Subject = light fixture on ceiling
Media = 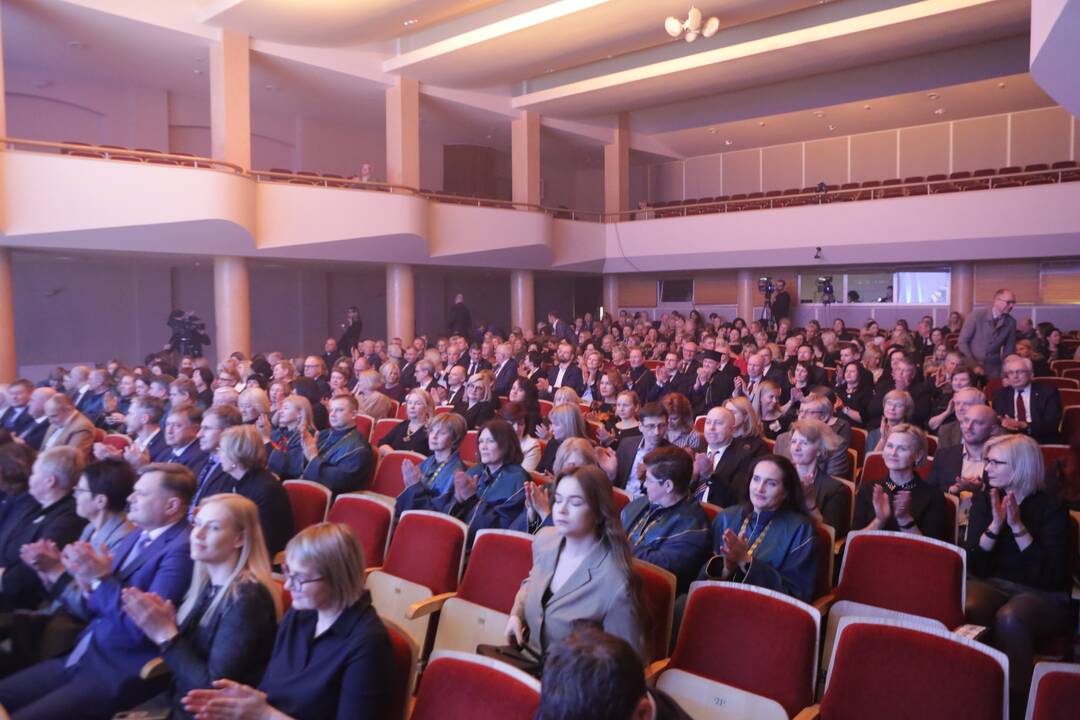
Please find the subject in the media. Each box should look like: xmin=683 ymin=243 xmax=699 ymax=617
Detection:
xmin=403 ymin=18 xmax=419 ymax=27
xmin=933 ymin=108 xmax=946 ymax=116
xmin=864 ymin=104 xmax=871 ymax=110
xmin=665 ymin=6 xmax=720 ymax=43
xmin=706 ymin=127 xmax=717 ymax=134
xmin=827 ymin=124 xmax=836 ymax=131
xmin=927 ymin=92 xmax=940 ymax=100
xmin=997 ymin=81 xmax=1007 ymax=89
xmin=724 ymin=139 xmax=734 ymax=146
xmin=814 ymin=110 xmax=825 ymax=118
xmin=758 ymin=121 xmax=766 ymax=127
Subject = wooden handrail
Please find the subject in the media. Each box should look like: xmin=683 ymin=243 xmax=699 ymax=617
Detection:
xmin=251 ymin=168 xmax=416 ymax=195
xmin=1 ymin=137 xmax=246 ymax=174
xmin=412 ymin=188 xmax=546 ymax=213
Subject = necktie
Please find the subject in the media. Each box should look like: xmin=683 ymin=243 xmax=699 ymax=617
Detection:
xmin=1016 ymin=392 xmax=1027 ymax=423
xmin=122 ymin=532 xmax=154 ymax=571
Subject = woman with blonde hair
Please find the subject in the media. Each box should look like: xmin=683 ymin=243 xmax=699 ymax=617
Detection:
xmin=353 ymin=369 xmax=394 ymax=421
xmin=183 ymin=523 xmax=393 ymax=720
xmin=238 ymin=387 xmax=270 ymax=425
xmin=724 ymin=396 xmax=768 ymax=458
xmin=379 ymin=361 xmax=405 ymax=403
xmin=454 ymin=372 xmax=495 ymax=430
xmin=215 ymin=425 xmax=296 ymax=556
xmin=787 ymin=418 xmax=849 ymax=537
xmin=536 ymin=404 xmax=591 ymax=474
xmin=123 ymin=494 xmax=280 ymax=719
xmin=268 ymin=394 xmax=316 ymax=481
xmin=966 ymin=434 xmax=1071 ymax=705
xmin=378 ymin=388 xmax=433 ymax=456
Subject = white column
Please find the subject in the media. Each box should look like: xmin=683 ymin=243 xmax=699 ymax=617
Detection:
xmin=209 ymin=30 xmax=251 ymax=168
xmin=214 ymin=256 xmax=251 ymax=360
xmin=950 ymin=262 xmax=975 ymax=317
xmin=736 ymin=270 xmax=756 ymax=323
xmin=510 ymin=270 xmax=535 ymax=332
xmin=603 ymin=275 xmax=619 ymax=319
xmin=0 ymin=249 xmax=16 ymax=382
xmin=512 ymin=112 xmax=541 ymax=206
xmin=386 ymin=77 xmax=420 ymax=187
xmin=386 ymin=264 xmax=415 ymax=344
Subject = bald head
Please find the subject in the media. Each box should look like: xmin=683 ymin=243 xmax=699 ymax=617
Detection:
xmin=703 ymin=407 xmax=736 ymax=447
xmin=28 ymin=387 xmax=57 ymax=419
xmin=45 ymin=394 xmax=74 ymax=426
xmin=961 ymin=404 xmax=998 ymax=446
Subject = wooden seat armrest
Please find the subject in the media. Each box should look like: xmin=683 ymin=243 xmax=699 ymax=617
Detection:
xmin=644 ymin=658 xmax=671 ymax=684
xmin=139 ymin=656 xmax=171 ymax=680
xmin=793 ymin=704 xmax=821 ymax=719
xmin=812 ymin=594 xmax=837 ymax=614
xmin=405 ymin=592 xmax=457 ymax=620
xmin=364 ymin=566 xmax=382 ymax=578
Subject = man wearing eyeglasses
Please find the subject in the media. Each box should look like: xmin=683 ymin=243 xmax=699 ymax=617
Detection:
xmin=958 ymin=288 xmax=1017 ymax=379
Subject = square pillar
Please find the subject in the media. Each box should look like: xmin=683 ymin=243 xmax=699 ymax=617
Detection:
xmin=512 ymin=112 xmax=541 ymax=206
xmin=604 ymin=113 xmax=630 ymax=219
xmin=386 ymin=77 xmax=420 ymax=188
xmin=210 ymin=30 xmax=251 ymax=168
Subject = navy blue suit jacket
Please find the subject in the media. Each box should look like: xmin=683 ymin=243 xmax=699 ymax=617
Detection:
xmin=18 ymin=418 xmax=50 ymax=450
xmin=992 ymin=383 xmax=1063 ymax=444
xmin=544 ymin=364 xmax=585 ymax=397
xmin=491 ymin=359 xmax=519 ymax=397
xmin=73 ymin=522 xmax=193 ymax=697
xmin=164 ymin=442 xmax=209 ymax=477
xmin=0 ymin=407 xmax=33 ymax=435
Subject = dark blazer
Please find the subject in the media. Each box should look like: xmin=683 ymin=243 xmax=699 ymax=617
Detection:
xmin=491 ymin=359 xmax=519 ymax=398
xmin=614 ymin=437 xmax=671 ymax=490
xmin=18 ymin=417 xmax=50 ymax=450
xmin=699 ymin=440 xmax=758 ymax=507
xmin=625 ymin=367 xmax=656 ymax=404
xmin=76 ymin=391 xmax=107 ymax=424
xmin=445 ymin=386 xmax=466 ymax=407
xmin=926 ymin=444 xmax=964 ymax=493
xmin=992 ymin=383 xmax=1063 ymax=444
xmin=268 ymin=429 xmax=305 ymax=480
xmin=73 ymin=522 xmax=193 ymax=701
xmin=621 ymin=495 xmax=712 ymax=595
xmin=690 ymin=371 xmax=735 ymax=416
xmin=164 ymin=442 xmax=209 ymax=477
xmin=143 ymin=430 xmax=172 ymax=463
xmin=301 ymin=427 xmax=374 ymax=495
xmin=200 ymin=468 xmax=295 ymax=557
xmin=806 ymin=469 xmax=851 ymax=538
xmin=965 ymin=489 xmax=1068 ymax=592
xmin=545 ymin=363 xmax=585 ymax=397
xmin=458 ymin=358 xmax=492 ymax=377
xmin=853 ymin=478 xmax=948 ymax=541
xmin=0 ymin=494 xmax=87 ymax=610
xmin=453 ymin=400 xmax=495 ymax=430
xmin=0 ymin=406 xmax=33 ymax=435
xmin=379 ymin=421 xmax=431 ymax=455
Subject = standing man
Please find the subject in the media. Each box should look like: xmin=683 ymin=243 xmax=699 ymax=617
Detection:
xmin=770 ymin=279 xmax=792 ymax=323
xmin=958 ymin=288 xmax=1017 ymax=379
xmin=338 ymin=306 xmax=363 ymax=357
xmin=447 ymin=293 xmax=472 ymax=337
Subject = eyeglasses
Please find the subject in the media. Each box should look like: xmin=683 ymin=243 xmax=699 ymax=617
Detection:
xmin=72 ymin=486 xmax=94 ymax=495
xmin=282 ymin=571 xmax=324 ymax=589
xmin=984 ymin=458 xmax=1008 ymax=467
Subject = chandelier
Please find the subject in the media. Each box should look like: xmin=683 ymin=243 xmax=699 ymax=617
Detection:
xmin=664 ymin=5 xmax=720 ymax=42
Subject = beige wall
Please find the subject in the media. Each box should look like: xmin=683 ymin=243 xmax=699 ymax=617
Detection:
xmin=651 ymin=105 xmax=1078 ymax=200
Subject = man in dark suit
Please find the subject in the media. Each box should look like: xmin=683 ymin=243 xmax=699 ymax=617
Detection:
xmin=458 ymin=344 xmax=492 ymax=378
xmin=770 ymin=278 xmax=792 ymax=322
xmin=647 ymin=353 xmax=682 ymax=402
xmin=490 ymin=343 xmax=519 ymax=398
xmin=114 ymin=397 xmax=171 ymax=469
xmin=0 ymin=463 xmax=194 ymax=718
xmin=446 ymin=293 xmax=472 ymax=337
xmin=190 ymin=405 xmax=243 ymax=512
xmin=690 ymin=350 xmax=736 ymax=416
xmin=162 ymin=406 xmax=208 ymax=477
xmin=321 ymin=337 xmax=343 ymax=369
xmin=693 ymin=406 xmax=756 ymax=507
xmin=443 ymin=365 xmax=467 ymax=407
xmin=612 ymin=404 xmax=671 ymax=494
xmin=1 ymin=379 xmax=35 ymax=436
xmin=958 ymin=288 xmax=1017 ymax=379
xmin=624 ymin=348 xmax=656 ymax=404
xmin=75 ymin=370 xmax=110 ymax=425
xmin=539 ymin=342 xmax=584 ymax=399
xmin=927 ymin=404 xmax=999 ymax=493
xmin=548 ymin=311 xmax=575 ymax=345
xmin=0 ymin=447 xmax=87 ymax=611
xmin=18 ymin=388 xmax=55 ymax=451
xmin=992 ymin=355 xmax=1062 ymax=444
xmin=867 ymin=355 xmax=931 ymax=430
xmin=301 ymin=394 xmax=374 ymax=494
xmin=398 ymin=347 xmax=418 ymax=390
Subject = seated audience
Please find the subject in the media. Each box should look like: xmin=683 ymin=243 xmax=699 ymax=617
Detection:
xmin=837 ymin=361 xmax=872 ymax=427
xmin=596 ymin=390 xmax=642 ymax=447
xmin=18 ymin=388 xmax=56 ymax=451
xmin=661 ymin=393 xmax=705 ymax=453
xmin=937 ymin=385 xmax=985 ymax=450
xmin=300 ymin=394 xmax=374 ymax=495
xmin=41 ymin=394 xmax=94 ymax=460
xmin=723 ymin=396 xmax=769 ymax=458
xmin=692 ymin=406 xmax=757 ymax=507
xmin=122 ymin=493 xmax=280 ymax=718
xmin=690 ymin=349 xmax=736 ymax=415
xmin=507 ymin=377 xmax=542 ymax=435
xmin=758 ymin=380 xmax=791 ymax=440
xmin=927 ymin=403 xmax=999 ymax=494
xmin=621 ymin=447 xmax=711 ymax=595
xmin=267 ymin=395 xmax=315 ymax=480
xmin=700 ymin=455 xmax=818 ymax=602
xmin=866 ymin=389 xmax=913 ymax=452
xmin=992 ymin=354 xmax=1062 ymax=444
xmin=0 ymin=447 xmax=87 ymax=612
xmin=378 ymin=389 xmax=432 ymax=456
xmin=191 ymin=405 xmax=244 ymax=509
xmin=853 ymin=423 xmax=947 ymax=539
xmin=197 ymin=426 xmax=294 ymax=557
xmin=537 ymin=624 xmax=692 ymax=720
xmin=163 ymin=406 xmax=209 ymax=476
xmin=538 ymin=341 xmax=585 ymax=399
xmin=453 ymin=372 xmax=495 ymax=430
xmin=502 ymin=402 xmax=541 ymax=472
xmin=965 ymin=434 xmax=1071 ymax=708
xmin=787 ymin=419 xmax=850 ymax=537
xmin=351 ymin=370 xmax=394 ymax=422
xmin=0 ymin=463 xmax=194 ymax=719
xmin=237 ymin=387 xmax=271 ymax=428
xmin=536 ymin=404 xmax=590 ymax=475
xmin=290 ymin=378 xmax=328 ymax=431
xmin=774 ymin=394 xmax=851 ymax=477
xmin=1 ymin=379 xmax=34 ymax=436
xmin=612 ymin=402 xmax=670 ymax=496
xmin=507 ymin=465 xmax=646 ymax=658
xmin=182 ymin=522 xmax=393 ymax=720
xmin=397 ymin=413 xmax=468 ymax=517
xmin=114 ymin=397 xmax=170 ymax=468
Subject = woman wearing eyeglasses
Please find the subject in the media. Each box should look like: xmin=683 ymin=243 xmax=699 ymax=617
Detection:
xmin=182 ymin=522 xmax=392 ymax=720
xmin=453 ymin=372 xmax=495 ymax=430
xmin=965 ymin=434 xmax=1071 ymax=709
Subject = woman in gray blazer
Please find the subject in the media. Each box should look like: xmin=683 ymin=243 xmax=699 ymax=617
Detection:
xmin=505 ymin=465 xmax=646 ymax=660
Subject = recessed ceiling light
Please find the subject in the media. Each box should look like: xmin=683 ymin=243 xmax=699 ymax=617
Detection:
xmin=193 ymin=68 xmax=203 ymax=75
xmin=864 ymin=104 xmax=871 ymax=110
xmin=814 ymin=111 xmax=825 ymax=118
xmin=933 ymin=108 xmax=946 ymax=115
xmin=403 ymin=18 xmax=419 ymax=26
xmin=927 ymin=92 xmax=940 ymax=100
xmin=758 ymin=121 xmax=766 ymax=127
xmin=724 ymin=139 xmax=734 ymax=146
xmin=706 ymin=127 xmax=717 ymax=134
xmin=997 ymin=81 xmax=1007 ymax=89
xmin=67 ymin=40 xmax=84 ymax=49
xmin=827 ymin=125 xmax=836 ymax=131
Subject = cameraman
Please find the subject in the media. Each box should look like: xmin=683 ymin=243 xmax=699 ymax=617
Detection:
xmin=771 ymin=278 xmax=791 ymax=321
xmin=164 ymin=310 xmax=210 ymax=358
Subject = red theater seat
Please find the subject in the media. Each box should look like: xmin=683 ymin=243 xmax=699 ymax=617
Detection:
xmin=411 ymin=651 xmax=540 ymax=720
xmin=326 ymin=492 xmax=396 ymax=567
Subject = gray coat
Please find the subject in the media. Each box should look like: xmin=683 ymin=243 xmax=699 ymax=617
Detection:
xmin=522 ymin=529 xmax=644 ymax=659
xmin=958 ymin=307 xmax=1016 ymax=378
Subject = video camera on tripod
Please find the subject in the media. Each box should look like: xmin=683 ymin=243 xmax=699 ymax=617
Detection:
xmin=816 ymin=276 xmax=835 ymax=305
xmin=166 ymin=310 xmax=211 ymax=358
xmin=758 ymin=276 xmax=776 ymax=328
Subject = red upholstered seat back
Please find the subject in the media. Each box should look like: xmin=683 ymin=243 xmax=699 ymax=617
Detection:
xmin=1031 ymin=669 xmax=1080 ymax=720
xmin=370 ymin=451 xmax=424 ymax=498
xmin=327 ymin=495 xmax=393 ymax=567
xmin=820 ymin=623 xmax=1004 ymax=720
xmin=670 ymin=585 xmax=817 ymax=716
xmin=456 ymin=531 xmax=533 ymax=614
xmin=459 ymin=431 xmax=479 ymax=464
xmin=836 ymin=533 xmax=965 ymax=628
xmin=634 ymin=561 xmax=675 ymax=663
xmin=383 ymin=512 xmax=465 ymax=595
xmin=354 ymin=413 xmax=374 ymax=441
xmin=282 ymin=482 xmax=329 ymax=531
xmin=385 ymin=623 xmax=415 ymax=720
xmin=814 ymin=524 xmax=834 ymax=600
xmin=102 ymin=434 xmax=131 ymax=451
xmin=412 ymin=655 xmax=539 ymax=720
xmin=371 ymin=418 xmax=403 ymax=447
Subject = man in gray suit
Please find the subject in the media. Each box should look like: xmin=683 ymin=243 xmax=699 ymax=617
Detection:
xmin=958 ymin=288 xmax=1017 ymax=379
